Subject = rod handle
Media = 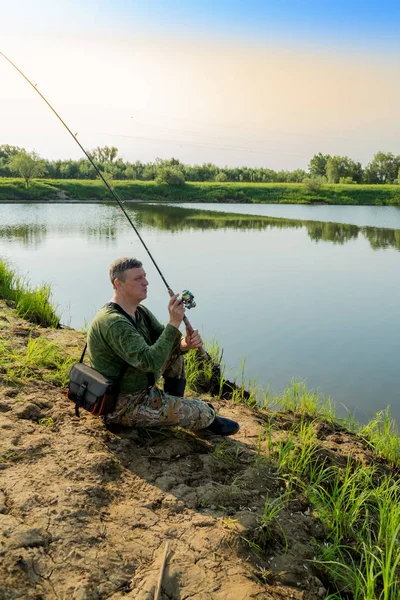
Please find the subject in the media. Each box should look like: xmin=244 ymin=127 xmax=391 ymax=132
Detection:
xmin=168 ymin=288 xmax=206 ymax=355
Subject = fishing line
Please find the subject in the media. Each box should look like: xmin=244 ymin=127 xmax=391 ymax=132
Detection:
xmin=0 ymin=51 xmax=198 ymax=333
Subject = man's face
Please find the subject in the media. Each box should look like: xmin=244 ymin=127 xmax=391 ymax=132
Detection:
xmin=116 ymin=267 xmax=148 ymax=303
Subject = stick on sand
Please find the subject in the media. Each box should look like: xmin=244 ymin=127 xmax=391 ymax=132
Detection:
xmin=154 ymin=542 xmax=169 ymax=600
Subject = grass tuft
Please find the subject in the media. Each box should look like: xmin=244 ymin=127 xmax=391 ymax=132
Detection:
xmin=0 ymin=259 xmax=60 ymax=327
xmin=0 ymin=333 xmax=76 ymax=387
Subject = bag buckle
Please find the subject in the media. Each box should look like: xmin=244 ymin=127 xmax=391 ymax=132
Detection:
xmin=75 ymin=381 xmax=88 ymax=417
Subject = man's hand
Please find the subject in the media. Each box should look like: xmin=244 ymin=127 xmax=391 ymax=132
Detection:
xmin=180 ymin=329 xmax=203 ymax=351
xmin=168 ymin=293 xmax=185 ymax=329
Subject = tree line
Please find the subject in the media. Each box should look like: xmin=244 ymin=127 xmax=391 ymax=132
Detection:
xmin=1 ymin=144 xmax=399 ymax=188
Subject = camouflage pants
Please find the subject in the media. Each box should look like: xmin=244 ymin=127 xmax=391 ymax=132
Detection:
xmin=104 ymin=354 xmax=215 ymax=431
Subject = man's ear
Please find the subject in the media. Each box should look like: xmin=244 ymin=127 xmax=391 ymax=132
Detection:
xmin=113 ymin=278 xmax=121 ymax=289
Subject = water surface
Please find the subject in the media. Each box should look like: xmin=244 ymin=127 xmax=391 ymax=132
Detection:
xmin=172 ymin=202 xmax=400 ymax=229
xmin=1 ymin=202 xmax=399 ymax=423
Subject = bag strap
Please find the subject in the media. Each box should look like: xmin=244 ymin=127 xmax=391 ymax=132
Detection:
xmin=78 ymin=342 xmax=128 ymax=382
xmin=105 ymin=302 xmax=155 ymax=387
xmin=79 ymin=345 xmax=87 ymax=363
xmin=107 ymin=302 xmax=152 ymax=334
xmin=78 ymin=304 xmax=134 ymax=378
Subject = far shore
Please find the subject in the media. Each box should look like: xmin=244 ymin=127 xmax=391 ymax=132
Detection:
xmin=1 ymin=177 xmax=400 ymax=205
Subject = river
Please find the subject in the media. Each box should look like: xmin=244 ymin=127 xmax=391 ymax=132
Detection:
xmin=1 ymin=201 xmax=399 ymax=423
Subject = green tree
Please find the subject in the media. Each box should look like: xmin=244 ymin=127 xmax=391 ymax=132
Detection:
xmin=0 ymin=144 xmax=25 ymax=160
xmin=286 ymin=169 xmax=307 ymax=183
xmin=326 ymin=156 xmax=363 ymax=184
xmin=308 ymin=153 xmax=330 ymax=177
xmin=59 ymin=160 xmax=80 ymax=179
xmin=124 ymin=166 xmax=136 ymax=180
xmin=260 ymin=168 xmax=278 ymax=183
xmin=363 ymin=152 xmax=400 ymax=184
xmin=8 ymin=151 xmax=46 ymax=188
xmin=91 ymin=146 xmax=119 ymax=163
xmin=0 ymin=144 xmax=27 ymax=177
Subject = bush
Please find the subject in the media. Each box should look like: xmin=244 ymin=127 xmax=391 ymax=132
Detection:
xmin=303 ymin=175 xmax=327 ymax=193
xmin=339 ymin=177 xmax=356 ymax=184
xmin=156 ymin=167 xmax=185 ymax=186
xmin=215 ymin=172 xmax=228 ymax=182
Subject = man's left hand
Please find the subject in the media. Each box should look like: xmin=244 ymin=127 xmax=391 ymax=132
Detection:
xmin=180 ymin=329 xmax=203 ymax=351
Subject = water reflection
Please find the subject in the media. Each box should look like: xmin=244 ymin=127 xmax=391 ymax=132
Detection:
xmin=0 ymin=202 xmax=400 ymax=252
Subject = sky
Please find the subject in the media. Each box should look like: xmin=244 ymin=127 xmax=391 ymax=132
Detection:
xmin=1 ymin=0 xmax=400 ymax=171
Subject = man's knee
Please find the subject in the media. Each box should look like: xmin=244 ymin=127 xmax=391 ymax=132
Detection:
xmin=178 ymin=399 xmax=215 ymax=430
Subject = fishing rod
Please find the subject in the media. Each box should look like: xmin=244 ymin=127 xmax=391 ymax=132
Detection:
xmin=1 ymin=51 xmax=203 ymax=345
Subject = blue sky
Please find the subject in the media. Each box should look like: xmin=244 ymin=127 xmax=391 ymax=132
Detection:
xmin=3 ymin=0 xmax=400 ymax=48
xmin=1 ymin=1 xmax=399 ymax=169
xmin=120 ymin=0 xmax=400 ymax=44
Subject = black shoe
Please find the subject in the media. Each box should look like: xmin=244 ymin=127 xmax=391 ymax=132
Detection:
xmin=206 ymin=415 xmax=240 ymax=436
xmin=163 ymin=377 xmax=186 ymax=397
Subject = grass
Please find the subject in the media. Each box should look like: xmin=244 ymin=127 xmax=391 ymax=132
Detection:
xmin=254 ymin=384 xmax=400 ymax=599
xmin=189 ymin=346 xmax=400 ymax=598
xmin=0 ymin=259 xmax=60 ymax=327
xmin=185 ymin=344 xmax=400 ymax=597
xmin=1 ymin=177 xmax=400 ymax=205
xmin=256 ymin=493 xmax=289 ymax=549
xmin=358 ymin=408 xmax=400 ymax=465
xmin=0 ymin=333 xmax=76 ymax=387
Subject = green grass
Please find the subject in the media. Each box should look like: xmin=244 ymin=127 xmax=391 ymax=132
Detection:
xmin=256 ymin=493 xmax=289 ymax=549
xmin=251 ymin=381 xmax=400 ymax=599
xmin=0 ymin=259 xmax=60 ymax=327
xmin=0 ymin=333 xmax=76 ymax=387
xmin=358 ymin=408 xmax=400 ymax=465
xmin=196 ymin=355 xmax=400 ymax=599
xmin=1 ymin=177 xmax=400 ymax=205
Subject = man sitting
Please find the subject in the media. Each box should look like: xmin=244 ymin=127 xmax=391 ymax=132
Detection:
xmin=87 ymin=257 xmax=239 ymax=435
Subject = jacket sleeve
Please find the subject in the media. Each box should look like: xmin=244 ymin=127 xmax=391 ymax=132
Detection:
xmin=104 ymin=318 xmax=182 ymax=373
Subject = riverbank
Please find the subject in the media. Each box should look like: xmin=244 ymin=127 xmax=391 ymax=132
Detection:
xmin=1 ymin=177 xmax=400 ymax=205
xmin=1 ymin=268 xmax=399 ymax=599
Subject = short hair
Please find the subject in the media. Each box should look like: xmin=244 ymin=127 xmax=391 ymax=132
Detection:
xmin=109 ymin=257 xmax=142 ymax=288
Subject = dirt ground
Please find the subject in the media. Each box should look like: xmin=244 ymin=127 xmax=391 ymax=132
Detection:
xmin=0 ymin=302 xmax=380 ymax=599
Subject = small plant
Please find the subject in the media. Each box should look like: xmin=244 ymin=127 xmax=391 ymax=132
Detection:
xmin=211 ymin=440 xmax=241 ymax=467
xmin=257 ymin=493 xmax=289 ymax=548
xmin=253 ymin=432 xmax=269 ymax=470
xmin=38 ymin=417 xmax=54 ymax=427
xmin=222 ymin=517 xmax=239 ymax=530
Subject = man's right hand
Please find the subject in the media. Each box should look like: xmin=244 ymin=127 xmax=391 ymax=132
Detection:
xmin=168 ymin=293 xmax=185 ymax=329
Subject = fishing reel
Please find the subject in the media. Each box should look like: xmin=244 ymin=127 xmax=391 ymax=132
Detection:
xmin=179 ymin=290 xmax=196 ymax=309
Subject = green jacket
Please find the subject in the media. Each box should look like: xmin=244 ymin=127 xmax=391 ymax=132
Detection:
xmin=87 ymin=304 xmax=182 ymax=393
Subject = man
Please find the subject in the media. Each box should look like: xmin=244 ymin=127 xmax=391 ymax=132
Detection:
xmin=87 ymin=257 xmax=239 ymax=435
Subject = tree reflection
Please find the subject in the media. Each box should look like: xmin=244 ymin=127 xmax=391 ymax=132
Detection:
xmin=306 ymin=221 xmax=359 ymax=244
xmin=0 ymin=202 xmax=399 ymax=253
